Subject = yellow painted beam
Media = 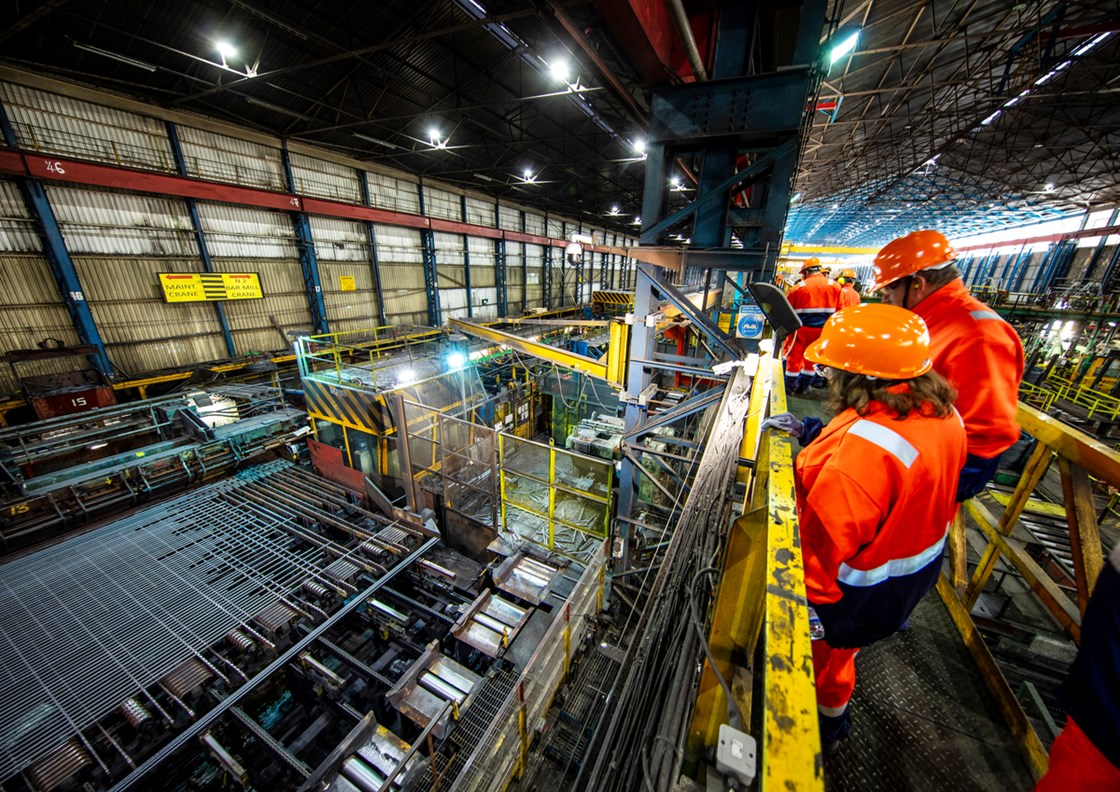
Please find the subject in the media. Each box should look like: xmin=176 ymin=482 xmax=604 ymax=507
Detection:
xmin=1017 ymin=403 xmax=1120 ymax=483
xmin=761 ymin=358 xmax=823 ymax=790
xmin=450 ymin=318 xmax=610 ymax=381
xmin=781 ymin=243 xmax=879 ymax=255
xmin=989 ymin=491 xmax=1067 ymax=518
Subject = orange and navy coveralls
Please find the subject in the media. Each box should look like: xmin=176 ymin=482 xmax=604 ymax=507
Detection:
xmin=796 ymin=395 xmax=967 ymax=724
xmin=838 ymin=282 xmax=861 ymax=309
xmin=785 ymin=273 xmax=841 ymax=389
xmin=1035 ymin=544 xmax=1120 ymax=792
xmin=913 ymin=279 xmax=1024 ymax=499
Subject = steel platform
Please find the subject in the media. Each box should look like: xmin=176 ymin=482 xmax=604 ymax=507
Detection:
xmin=824 ymin=592 xmax=1037 ymax=791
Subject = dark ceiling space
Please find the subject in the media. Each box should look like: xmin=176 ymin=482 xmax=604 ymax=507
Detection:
xmin=1 ymin=0 xmax=656 ymax=231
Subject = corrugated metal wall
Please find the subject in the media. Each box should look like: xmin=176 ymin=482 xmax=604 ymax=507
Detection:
xmin=290 ymin=153 xmax=361 ymax=204
xmin=0 ymin=82 xmax=173 ymax=172
xmin=375 ymin=224 xmax=428 ymax=326
xmin=309 ymin=215 xmax=379 ymax=333
xmin=0 ymin=78 xmax=621 ymax=397
xmin=197 ymin=202 xmax=309 ymax=352
xmin=47 ymin=186 xmax=228 ymax=373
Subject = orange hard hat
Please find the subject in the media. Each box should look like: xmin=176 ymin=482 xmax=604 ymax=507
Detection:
xmin=871 ymin=230 xmax=956 ymax=291
xmin=805 ymin=303 xmax=933 ymax=379
xmin=801 ymin=257 xmax=822 ymax=272
xmin=840 ymin=269 xmax=857 ymax=279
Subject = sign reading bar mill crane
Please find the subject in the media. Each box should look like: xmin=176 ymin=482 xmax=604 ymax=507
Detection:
xmin=158 ymin=273 xmax=263 ymax=302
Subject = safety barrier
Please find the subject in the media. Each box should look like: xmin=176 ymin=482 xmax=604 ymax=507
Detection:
xmin=687 ymin=356 xmax=822 ymax=789
xmin=942 ymin=403 xmax=1118 ymax=780
xmin=1043 ymin=375 xmax=1120 ymax=420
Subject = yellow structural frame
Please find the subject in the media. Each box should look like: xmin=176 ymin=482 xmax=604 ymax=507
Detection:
xmin=687 ymin=356 xmax=822 ymax=790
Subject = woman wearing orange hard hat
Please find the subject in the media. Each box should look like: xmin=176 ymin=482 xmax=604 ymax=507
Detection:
xmin=761 ymin=303 xmax=967 ymax=750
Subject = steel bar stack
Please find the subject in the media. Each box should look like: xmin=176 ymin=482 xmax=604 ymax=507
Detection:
xmin=0 ymin=459 xmax=378 ymax=785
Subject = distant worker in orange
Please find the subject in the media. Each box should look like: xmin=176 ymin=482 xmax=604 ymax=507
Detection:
xmin=763 ymin=304 xmax=967 ymax=748
xmin=837 ymin=269 xmax=861 ymax=308
xmin=873 ymin=230 xmax=1024 ymax=500
xmin=784 ymin=257 xmax=842 ymax=393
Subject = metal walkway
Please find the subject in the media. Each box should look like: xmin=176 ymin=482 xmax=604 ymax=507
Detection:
xmin=824 ymin=592 xmax=1037 ymax=791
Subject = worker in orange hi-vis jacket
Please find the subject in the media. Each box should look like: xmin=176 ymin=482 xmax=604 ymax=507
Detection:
xmin=837 ymin=269 xmax=861 ymax=308
xmin=762 ymin=304 xmax=967 ymax=750
xmin=872 ymin=229 xmax=1024 ymax=501
xmin=784 ymin=257 xmax=841 ymax=394
xmin=1035 ymin=544 xmax=1120 ymax=792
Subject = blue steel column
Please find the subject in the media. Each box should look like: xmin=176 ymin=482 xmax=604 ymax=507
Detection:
xmin=495 ymin=202 xmax=508 ymax=317
xmin=543 ymin=212 xmax=553 ymax=309
xmin=358 ymin=170 xmax=388 ymax=326
xmin=166 ymin=122 xmax=236 ymax=359
xmin=417 ymin=180 xmax=441 ymax=327
xmin=0 ymin=100 xmax=111 ymax=375
xmin=461 ymin=195 xmax=473 ymax=318
xmin=520 ymin=210 xmax=528 ymax=313
xmin=280 ymin=143 xmax=329 ymax=334
xmin=559 ymin=220 xmax=568 ymax=305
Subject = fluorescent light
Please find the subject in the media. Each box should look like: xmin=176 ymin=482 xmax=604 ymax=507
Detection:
xmin=353 ymin=133 xmax=401 ymax=150
xmin=979 ymin=109 xmax=1002 ymax=126
xmin=89 ymin=442 xmax=108 ymax=450
xmin=474 ymin=173 xmax=495 ymax=182
xmin=1045 ymin=182 xmax=1056 ymax=192
xmin=72 ymin=41 xmax=157 ymax=72
xmin=829 ymin=29 xmax=860 ymax=65
xmin=244 ymin=96 xmax=311 ymax=120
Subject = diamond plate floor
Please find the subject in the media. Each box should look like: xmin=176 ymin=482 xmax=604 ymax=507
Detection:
xmin=824 ymin=592 xmax=1037 ymax=791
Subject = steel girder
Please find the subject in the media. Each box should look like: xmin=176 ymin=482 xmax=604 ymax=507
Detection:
xmin=281 ymin=144 xmax=329 ymax=334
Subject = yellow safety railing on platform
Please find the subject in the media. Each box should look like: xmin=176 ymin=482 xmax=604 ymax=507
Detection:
xmin=687 ymin=355 xmax=822 ymax=790
xmin=1043 ymin=374 xmax=1120 ymax=420
xmin=942 ymin=403 xmax=1117 ymax=781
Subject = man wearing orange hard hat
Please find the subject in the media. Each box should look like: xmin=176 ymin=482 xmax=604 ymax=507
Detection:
xmin=837 ymin=269 xmax=861 ymax=308
xmin=762 ymin=303 xmax=967 ymax=748
xmin=784 ymin=257 xmax=842 ymax=393
xmin=872 ymin=229 xmax=1023 ymax=500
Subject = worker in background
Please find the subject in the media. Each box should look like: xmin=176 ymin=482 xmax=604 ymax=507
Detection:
xmin=784 ymin=257 xmax=841 ymax=393
xmin=872 ymin=230 xmax=1024 ymax=500
xmin=763 ymin=304 xmax=967 ymax=748
xmin=837 ymin=269 xmax=861 ymax=308
xmin=1035 ymin=543 xmax=1120 ymax=791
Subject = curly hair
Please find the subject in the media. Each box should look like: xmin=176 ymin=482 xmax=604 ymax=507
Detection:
xmin=826 ymin=368 xmax=957 ymax=419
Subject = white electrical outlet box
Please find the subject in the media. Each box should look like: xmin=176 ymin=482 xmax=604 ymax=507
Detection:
xmin=716 ymin=724 xmax=757 ymax=786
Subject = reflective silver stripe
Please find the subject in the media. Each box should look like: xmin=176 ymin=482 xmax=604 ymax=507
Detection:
xmin=818 ymin=702 xmax=849 ymax=717
xmin=1109 ymin=543 xmax=1120 ymax=573
xmin=847 ymin=420 xmax=919 ymax=468
xmin=837 ymin=525 xmax=949 ymax=587
xmin=970 ymin=309 xmax=1001 ymax=321
xmin=795 ymin=307 xmax=836 ymax=315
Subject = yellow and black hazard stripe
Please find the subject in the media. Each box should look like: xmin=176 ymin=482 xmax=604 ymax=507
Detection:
xmin=592 ymin=290 xmax=634 ymax=306
xmin=303 ymin=379 xmax=390 ymax=435
xmin=199 ymin=274 xmax=228 ymax=299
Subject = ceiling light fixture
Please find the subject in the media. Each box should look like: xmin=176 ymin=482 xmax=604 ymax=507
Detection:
xmin=633 ymin=139 xmax=647 ymax=155
xmin=609 ymin=205 xmax=620 ymax=215
xmin=216 ymin=41 xmax=237 ymax=67
xmin=244 ymin=96 xmax=311 ymax=121
xmin=474 ymin=173 xmax=495 ymax=182
xmin=828 ymin=29 xmax=860 ymax=66
xmin=72 ymin=41 xmax=157 ymax=72
xmin=428 ymin=127 xmax=448 ymax=149
xmin=548 ymin=58 xmax=570 ymax=83
xmin=353 ymin=132 xmax=401 ymax=150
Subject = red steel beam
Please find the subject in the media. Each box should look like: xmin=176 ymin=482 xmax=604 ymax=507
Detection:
xmin=0 ymin=149 xmax=615 ymax=251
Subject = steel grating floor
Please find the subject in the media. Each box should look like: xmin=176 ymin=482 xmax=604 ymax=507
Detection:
xmin=824 ymin=592 xmax=1037 ymax=791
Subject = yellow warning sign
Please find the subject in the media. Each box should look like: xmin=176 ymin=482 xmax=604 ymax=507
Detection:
xmin=339 ymin=275 xmax=356 ymax=292
xmin=158 ymin=273 xmax=263 ymax=302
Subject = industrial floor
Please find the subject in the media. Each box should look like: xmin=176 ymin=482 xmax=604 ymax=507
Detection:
xmin=789 ymin=391 xmax=1040 ymax=791
xmin=823 ymin=593 xmax=1037 ymax=791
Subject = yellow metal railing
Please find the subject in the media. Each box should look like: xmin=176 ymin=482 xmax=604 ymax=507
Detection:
xmin=941 ymin=402 xmax=1118 ymax=781
xmin=1018 ymin=381 xmax=1057 ymax=412
xmin=297 ymin=326 xmax=445 ymax=383
xmin=687 ymin=356 xmax=822 ymax=790
xmin=1044 ymin=375 xmax=1120 ymax=420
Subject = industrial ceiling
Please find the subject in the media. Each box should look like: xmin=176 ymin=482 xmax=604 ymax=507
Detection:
xmin=3 ymin=1 xmax=1119 ymax=246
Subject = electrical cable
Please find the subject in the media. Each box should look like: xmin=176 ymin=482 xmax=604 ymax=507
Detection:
xmin=690 ymin=566 xmax=745 ymax=730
